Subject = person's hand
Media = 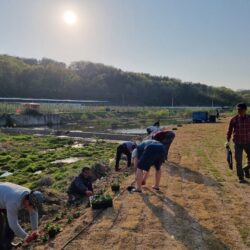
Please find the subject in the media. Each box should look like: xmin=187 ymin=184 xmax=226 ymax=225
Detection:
xmin=85 ymin=190 xmax=93 ymax=197
xmin=25 ymin=231 xmax=39 ymax=243
xmin=225 ymin=141 xmax=229 ymax=148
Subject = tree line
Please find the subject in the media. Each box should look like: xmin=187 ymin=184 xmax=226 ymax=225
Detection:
xmin=0 ymin=54 xmax=248 ymax=106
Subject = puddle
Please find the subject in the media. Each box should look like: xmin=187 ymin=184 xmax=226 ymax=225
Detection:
xmin=0 ymin=171 xmax=13 ymax=178
xmin=51 ymin=157 xmax=84 ymax=164
xmin=113 ymin=128 xmax=146 ymax=135
xmin=34 ymin=170 xmax=42 ymax=175
xmin=34 ymin=134 xmax=44 ymax=137
xmin=72 ymin=144 xmax=84 ymax=148
xmin=41 ymin=148 xmax=56 ymax=153
xmin=113 ymin=125 xmax=172 ymax=135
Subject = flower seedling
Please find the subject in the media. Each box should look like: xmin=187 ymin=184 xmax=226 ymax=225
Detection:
xmin=111 ymin=181 xmax=120 ymax=192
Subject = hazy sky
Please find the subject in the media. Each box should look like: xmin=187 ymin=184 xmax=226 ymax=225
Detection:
xmin=0 ymin=0 xmax=250 ymax=90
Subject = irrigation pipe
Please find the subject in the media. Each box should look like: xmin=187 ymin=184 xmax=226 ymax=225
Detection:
xmin=61 ymin=181 xmax=135 ymax=250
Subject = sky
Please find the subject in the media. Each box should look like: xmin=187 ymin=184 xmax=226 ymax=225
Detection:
xmin=0 ymin=0 xmax=250 ymax=90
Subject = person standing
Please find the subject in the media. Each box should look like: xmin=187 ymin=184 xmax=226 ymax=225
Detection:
xmin=227 ymin=103 xmax=250 ymax=183
xmin=0 ymin=182 xmax=44 ymax=249
xmin=115 ymin=141 xmax=137 ymax=171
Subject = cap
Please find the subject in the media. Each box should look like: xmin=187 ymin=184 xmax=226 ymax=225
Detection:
xmin=29 ymin=191 xmax=44 ymax=210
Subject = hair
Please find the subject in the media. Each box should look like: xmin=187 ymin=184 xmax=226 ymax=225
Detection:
xmin=24 ymin=194 xmax=30 ymax=201
xmin=24 ymin=191 xmax=33 ymax=206
xmin=82 ymin=167 xmax=91 ymax=172
xmin=237 ymin=103 xmax=247 ymax=110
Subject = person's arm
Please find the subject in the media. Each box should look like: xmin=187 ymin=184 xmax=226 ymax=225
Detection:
xmin=74 ymin=176 xmax=88 ymax=194
xmin=127 ymin=152 xmax=132 ymax=167
xmin=227 ymin=118 xmax=234 ymax=142
xmin=29 ymin=210 xmax=38 ymax=231
xmin=7 ymin=208 xmax=28 ymax=239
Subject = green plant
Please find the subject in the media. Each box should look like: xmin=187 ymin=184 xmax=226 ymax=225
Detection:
xmin=67 ymin=215 xmax=74 ymax=224
xmin=45 ymin=223 xmax=61 ymax=238
xmin=73 ymin=211 xmax=81 ymax=219
xmin=42 ymin=234 xmax=49 ymax=243
xmin=111 ymin=181 xmax=120 ymax=192
xmin=91 ymin=193 xmax=113 ymax=210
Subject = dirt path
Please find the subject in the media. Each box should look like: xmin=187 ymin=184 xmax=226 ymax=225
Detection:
xmin=42 ymin=118 xmax=250 ymax=250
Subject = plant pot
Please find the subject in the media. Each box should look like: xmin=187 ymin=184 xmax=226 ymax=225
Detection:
xmin=90 ymin=195 xmax=113 ymax=210
xmin=111 ymin=185 xmax=120 ymax=192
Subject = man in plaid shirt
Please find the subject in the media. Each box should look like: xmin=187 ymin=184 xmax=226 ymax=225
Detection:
xmin=227 ymin=103 xmax=250 ymax=183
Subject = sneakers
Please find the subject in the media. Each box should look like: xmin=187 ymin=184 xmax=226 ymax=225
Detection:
xmin=152 ymin=186 xmax=160 ymax=191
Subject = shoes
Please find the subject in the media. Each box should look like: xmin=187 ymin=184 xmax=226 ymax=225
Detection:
xmin=239 ymin=178 xmax=247 ymax=184
xmin=130 ymin=188 xmax=142 ymax=193
xmin=11 ymin=242 xmax=22 ymax=248
xmin=152 ymin=186 xmax=160 ymax=191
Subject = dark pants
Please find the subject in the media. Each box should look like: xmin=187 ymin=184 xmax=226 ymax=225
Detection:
xmin=138 ymin=144 xmax=165 ymax=171
xmin=115 ymin=144 xmax=131 ymax=170
xmin=159 ymin=131 xmax=175 ymax=160
xmin=0 ymin=210 xmax=15 ymax=250
xmin=67 ymin=193 xmax=87 ymax=206
xmin=234 ymin=143 xmax=250 ymax=180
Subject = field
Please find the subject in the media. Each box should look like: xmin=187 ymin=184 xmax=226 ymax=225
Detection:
xmin=1 ymin=115 xmax=250 ymax=249
xmin=38 ymin=117 xmax=249 ymax=250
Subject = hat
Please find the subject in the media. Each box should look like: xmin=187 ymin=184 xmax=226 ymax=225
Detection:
xmin=29 ymin=191 xmax=44 ymax=210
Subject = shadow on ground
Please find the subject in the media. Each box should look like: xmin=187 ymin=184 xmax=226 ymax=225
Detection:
xmin=142 ymin=188 xmax=229 ymax=250
xmin=167 ymin=161 xmax=221 ymax=187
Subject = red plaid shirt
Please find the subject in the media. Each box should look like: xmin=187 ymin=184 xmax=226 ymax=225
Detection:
xmin=227 ymin=114 xmax=250 ymax=144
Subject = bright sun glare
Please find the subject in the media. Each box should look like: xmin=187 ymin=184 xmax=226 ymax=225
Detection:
xmin=63 ymin=10 xmax=77 ymax=25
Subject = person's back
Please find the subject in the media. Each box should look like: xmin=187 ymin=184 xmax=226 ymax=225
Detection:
xmin=0 ymin=182 xmax=29 ymax=211
xmin=136 ymin=139 xmax=161 ymax=157
xmin=123 ymin=141 xmax=136 ymax=152
xmin=115 ymin=141 xmax=137 ymax=171
xmin=0 ymin=182 xmax=44 ymax=249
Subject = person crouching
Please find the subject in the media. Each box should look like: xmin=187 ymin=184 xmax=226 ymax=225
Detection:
xmin=115 ymin=141 xmax=137 ymax=171
xmin=67 ymin=167 xmax=93 ymax=205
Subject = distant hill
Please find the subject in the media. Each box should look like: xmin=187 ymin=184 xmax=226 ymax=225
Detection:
xmin=0 ymin=54 xmax=248 ymax=106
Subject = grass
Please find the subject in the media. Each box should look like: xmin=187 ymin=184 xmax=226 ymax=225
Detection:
xmin=0 ymin=133 xmax=117 ymax=190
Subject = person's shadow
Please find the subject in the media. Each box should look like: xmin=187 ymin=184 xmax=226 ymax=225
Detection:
xmin=167 ymin=161 xmax=221 ymax=187
xmin=142 ymin=189 xmax=230 ymax=250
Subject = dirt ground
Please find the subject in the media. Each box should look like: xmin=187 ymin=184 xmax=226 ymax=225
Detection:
xmin=36 ymin=118 xmax=250 ymax=250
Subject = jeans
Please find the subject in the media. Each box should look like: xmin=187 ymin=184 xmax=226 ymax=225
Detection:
xmin=0 ymin=210 xmax=15 ymax=250
xmin=234 ymin=143 xmax=250 ymax=179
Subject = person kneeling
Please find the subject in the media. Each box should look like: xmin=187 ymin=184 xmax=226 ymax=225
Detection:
xmin=67 ymin=167 xmax=93 ymax=205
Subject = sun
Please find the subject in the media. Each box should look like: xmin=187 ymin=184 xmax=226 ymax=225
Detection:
xmin=63 ymin=10 xmax=77 ymax=25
